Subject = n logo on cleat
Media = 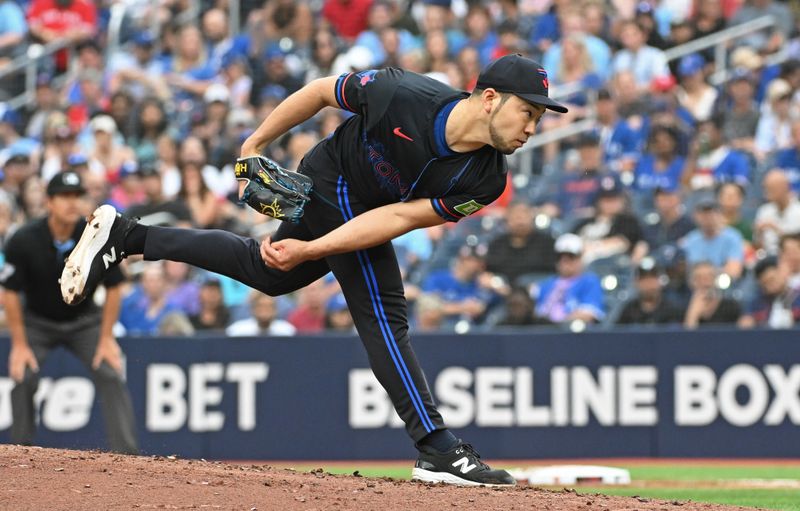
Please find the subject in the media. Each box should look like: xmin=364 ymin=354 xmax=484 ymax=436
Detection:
xmin=451 ymin=457 xmax=477 ymax=474
xmin=102 ymin=247 xmax=117 ymax=269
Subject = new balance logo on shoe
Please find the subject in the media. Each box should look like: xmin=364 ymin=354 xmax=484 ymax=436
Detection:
xmin=102 ymin=247 xmax=117 ymax=269
xmin=451 ymin=456 xmax=477 ymax=474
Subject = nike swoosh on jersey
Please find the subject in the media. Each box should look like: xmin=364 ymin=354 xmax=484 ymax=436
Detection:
xmin=393 ymin=127 xmax=414 ymax=142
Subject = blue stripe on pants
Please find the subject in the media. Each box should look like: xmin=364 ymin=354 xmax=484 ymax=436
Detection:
xmin=336 ymin=176 xmax=435 ymax=433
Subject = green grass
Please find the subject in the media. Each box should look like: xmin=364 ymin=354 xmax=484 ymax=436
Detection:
xmin=626 ymin=465 xmax=800 ymax=481
xmin=280 ymin=463 xmax=800 ymax=510
xmin=576 ymin=487 xmax=800 ymax=511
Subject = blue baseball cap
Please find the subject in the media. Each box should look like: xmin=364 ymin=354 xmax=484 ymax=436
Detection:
xmin=119 ymin=160 xmax=139 ymax=178
xmin=0 ymin=103 xmax=20 ymax=127
xmin=5 ymin=144 xmax=32 ymax=162
xmin=259 ymin=84 xmax=287 ymax=104
xmin=264 ymin=43 xmax=287 ymax=61
xmin=67 ymin=153 xmax=89 ymax=166
xmin=729 ymin=67 xmax=753 ymax=83
xmin=132 ymin=31 xmax=155 ymax=47
xmin=654 ymin=183 xmax=681 ymax=195
xmin=678 ymin=53 xmax=705 ymax=77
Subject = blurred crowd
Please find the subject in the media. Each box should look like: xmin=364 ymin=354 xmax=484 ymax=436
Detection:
xmin=0 ymin=0 xmax=799 ymax=336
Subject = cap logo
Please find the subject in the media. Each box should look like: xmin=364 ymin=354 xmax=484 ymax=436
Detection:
xmin=537 ymin=68 xmax=549 ymax=89
xmin=63 ymin=173 xmax=80 ymax=185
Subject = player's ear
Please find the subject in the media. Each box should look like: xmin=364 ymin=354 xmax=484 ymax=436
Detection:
xmin=481 ymin=88 xmax=500 ymax=114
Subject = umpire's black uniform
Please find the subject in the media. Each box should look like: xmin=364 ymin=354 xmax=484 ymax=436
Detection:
xmin=3 ymin=206 xmax=138 ymax=453
xmin=143 ymin=69 xmax=507 ymax=442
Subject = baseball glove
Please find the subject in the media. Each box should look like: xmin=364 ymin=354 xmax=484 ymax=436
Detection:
xmin=235 ymin=155 xmax=313 ymax=223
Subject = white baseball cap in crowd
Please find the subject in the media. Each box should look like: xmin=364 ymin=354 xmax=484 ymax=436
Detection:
xmin=90 ymin=114 xmax=117 ymax=134
xmin=204 ymin=83 xmax=231 ymax=104
xmin=555 ymin=233 xmax=584 ymax=256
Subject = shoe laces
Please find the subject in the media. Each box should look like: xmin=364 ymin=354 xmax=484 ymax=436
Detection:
xmin=460 ymin=443 xmax=490 ymax=470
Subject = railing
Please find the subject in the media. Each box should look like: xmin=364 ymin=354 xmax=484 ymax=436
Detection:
xmin=514 ymin=15 xmax=782 ymax=171
xmin=663 ymin=15 xmax=778 ymax=85
xmin=0 ymin=39 xmax=73 ymax=109
xmin=2 ymin=0 xmax=226 ymax=109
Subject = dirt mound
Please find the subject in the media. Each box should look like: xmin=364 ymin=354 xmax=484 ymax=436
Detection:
xmin=0 ymin=445 xmax=757 ymax=511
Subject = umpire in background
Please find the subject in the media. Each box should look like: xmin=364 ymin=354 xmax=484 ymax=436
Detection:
xmin=2 ymin=171 xmax=138 ymax=454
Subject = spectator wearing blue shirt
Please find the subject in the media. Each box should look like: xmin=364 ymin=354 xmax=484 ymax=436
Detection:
xmin=635 ymin=125 xmax=686 ymax=196
xmin=119 ymin=262 xmax=183 ymax=336
xmin=612 ymin=20 xmax=670 ymax=91
xmin=0 ymin=0 xmax=27 ymax=62
xmin=355 ymin=1 xmax=419 ymax=67
xmin=595 ymin=89 xmax=642 ymax=174
xmin=163 ymin=25 xmax=217 ymax=105
xmin=541 ymin=10 xmax=611 ymax=82
xmin=535 ymin=233 xmax=605 ymax=324
xmin=739 ymin=256 xmax=800 ymax=329
xmin=201 ymin=9 xmax=235 ymax=74
xmin=528 ymin=3 xmax=560 ymax=56
xmin=108 ymin=32 xmax=168 ymax=101
xmin=464 ymin=4 xmax=498 ymax=67
xmin=683 ymin=114 xmax=751 ymax=192
xmin=772 ymin=120 xmax=800 ymax=194
xmin=681 ymin=199 xmax=744 ymax=280
xmin=419 ymin=1 xmax=467 ymax=59
xmin=421 ymin=244 xmax=493 ymax=326
xmin=540 ymin=132 xmax=609 ymax=220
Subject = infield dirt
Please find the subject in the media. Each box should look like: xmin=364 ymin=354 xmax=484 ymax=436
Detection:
xmin=0 ymin=445 xmax=762 ymax=510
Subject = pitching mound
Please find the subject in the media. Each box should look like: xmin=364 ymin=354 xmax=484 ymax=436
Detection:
xmin=0 ymin=445 xmax=757 ymax=511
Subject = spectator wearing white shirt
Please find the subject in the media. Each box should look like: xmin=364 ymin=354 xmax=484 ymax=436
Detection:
xmin=754 ymin=79 xmax=796 ymax=160
xmin=612 ymin=20 xmax=670 ymax=91
xmin=226 ymin=291 xmax=297 ymax=337
xmin=754 ymin=170 xmax=800 ymax=255
xmin=675 ymin=53 xmax=718 ymax=123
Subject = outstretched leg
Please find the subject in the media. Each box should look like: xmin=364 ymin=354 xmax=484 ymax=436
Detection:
xmin=61 ymin=205 xmax=330 ymax=305
xmin=142 ymin=222 xmax=329 ymax=296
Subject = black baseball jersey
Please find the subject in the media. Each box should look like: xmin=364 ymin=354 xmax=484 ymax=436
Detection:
xmin=1 ymin=217 xmax=125 ymax=321
xmin=303 ymin=68 xmax=508 ymax=222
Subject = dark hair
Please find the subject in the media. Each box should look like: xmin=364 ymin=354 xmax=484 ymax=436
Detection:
xmin=177 ymin=160 xmax=211 ymax=200
xmin=134 ymin=97 xmax=168 ymax=141
xmin=470 ymin=89 xmax=513 ymax=108
xmin=698 ymin=111 xmax=726 ymax=131
xmin=754 ymin=256 xmax=779 ymax=279
xmin=648 ymin=124 xmax=680 ymax=151
xmin=780 ymin=59 xmax=800 ymax=78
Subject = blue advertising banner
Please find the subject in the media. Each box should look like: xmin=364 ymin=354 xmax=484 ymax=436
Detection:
xmin=1 ymin=329 xmax=799 ymax=460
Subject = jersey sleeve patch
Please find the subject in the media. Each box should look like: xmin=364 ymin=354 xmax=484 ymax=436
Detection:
xmin=432 ymin=198 xmax=487 ymax=223
xmin=453 ymin=199 xmax=485 ymax=216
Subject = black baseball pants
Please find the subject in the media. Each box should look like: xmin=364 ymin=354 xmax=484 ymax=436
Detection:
xmin=143 ymin=167 xmax=445 ymax=442
xmin=11 ymin=313 xmax=139 ymax=454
